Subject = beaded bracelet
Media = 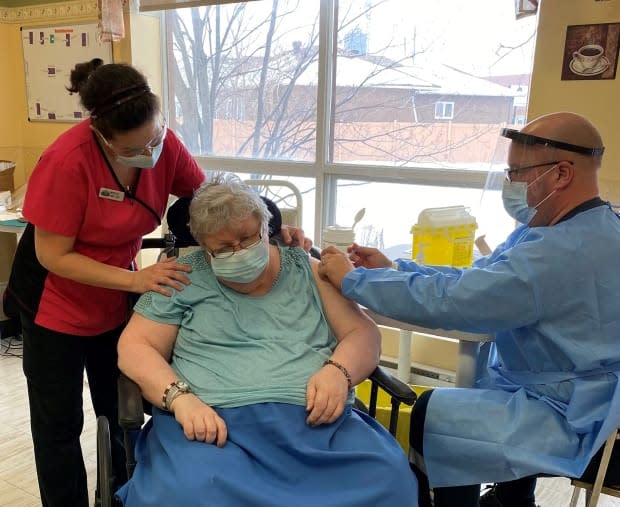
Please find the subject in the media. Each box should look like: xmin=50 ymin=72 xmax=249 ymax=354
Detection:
xmin=323 ymin=359 xmax=352 ymax=390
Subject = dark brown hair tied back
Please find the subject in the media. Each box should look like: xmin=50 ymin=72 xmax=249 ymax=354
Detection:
xmin=66 ymin=58 xmax=104 ymax=95
xmin=90 ymin=84 xmax=152 ymax=119
xmin=71 ymin=61 xmax=159 ymax=137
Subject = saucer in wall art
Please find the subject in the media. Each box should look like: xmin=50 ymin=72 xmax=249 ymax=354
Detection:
xmin=569 ymin=56 xmax=610 ymax=76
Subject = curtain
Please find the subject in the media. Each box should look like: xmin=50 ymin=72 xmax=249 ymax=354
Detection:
xmin=98 ymin=0 xmax=125 ymax=42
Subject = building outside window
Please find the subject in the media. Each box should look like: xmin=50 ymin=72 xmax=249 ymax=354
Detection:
xmin=154 ymin=0 xmax=537 ymax=255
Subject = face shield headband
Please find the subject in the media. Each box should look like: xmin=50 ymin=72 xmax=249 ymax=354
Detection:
xmin=500 ymin=128 xmax=605 ymax=157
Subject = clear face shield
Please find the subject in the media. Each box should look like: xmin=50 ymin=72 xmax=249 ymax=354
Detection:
xmin=475 ymin=129 xmax=518 ymax=251
xmin=476 ymin=128 xmax=605 ymax=250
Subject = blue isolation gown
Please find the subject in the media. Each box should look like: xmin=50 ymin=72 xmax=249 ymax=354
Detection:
xmin=342 ymin=204 xmax=620 ymax=487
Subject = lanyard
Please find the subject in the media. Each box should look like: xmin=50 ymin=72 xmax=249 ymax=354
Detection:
xmin=94 ymin=132 xmax=162 ymax=226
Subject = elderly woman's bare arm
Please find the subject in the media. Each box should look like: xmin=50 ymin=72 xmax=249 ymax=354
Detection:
xmin=305 ymin=258 xmax=381 ymax=426
xmin=117 ymin=313 xmax=228 ymax=446
xmin=311 ymin=258 xmax=381 ymax=383
xmin=117 ymin=313 xmax=180 ymax=407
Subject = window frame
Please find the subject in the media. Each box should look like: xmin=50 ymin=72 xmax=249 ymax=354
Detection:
xmin=159 ymin=0 xmax=520 ymax=242
xmin=434 ymin=101 xmax=455 ymax=120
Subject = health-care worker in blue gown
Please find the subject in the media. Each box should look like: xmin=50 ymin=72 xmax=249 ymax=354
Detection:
xmin=318 ymin=111 xmax=620 ymax=507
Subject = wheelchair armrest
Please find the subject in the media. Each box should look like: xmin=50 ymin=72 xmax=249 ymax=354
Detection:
xmin=117 ymin=374 xmax=145 ymax=430
xmin=368 ymin=366 xmax=417 ymax=406
xmin=363 ymin=366 xmax=416 ymax=437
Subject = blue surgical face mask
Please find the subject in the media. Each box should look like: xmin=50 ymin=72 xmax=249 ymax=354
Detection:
xmin=501 ymin=165 xmax=557 ymax=225
xmin=210 ymin=238 xmax=269 ymax=283
xmin=116 ymin=141 xmax=164 ymax=169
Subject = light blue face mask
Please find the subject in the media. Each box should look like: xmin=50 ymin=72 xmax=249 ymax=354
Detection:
xmin=116 ymin=141 xmax=164 ymax=169
xmin=501 ymin=165 xmax=557 ymax=225
xmin=210 ymin=238 xmax=269 ymax=283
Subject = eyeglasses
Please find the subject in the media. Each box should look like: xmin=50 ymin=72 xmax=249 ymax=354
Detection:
xmin=504 ymin=161 xmax=563 ymax=182
xmin=206 ymin=232 xmax=263 ymax=259
xmin=94 ymin=116 xmax=167 ymax=158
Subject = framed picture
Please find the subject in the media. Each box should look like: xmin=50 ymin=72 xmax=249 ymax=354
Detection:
xmin=561 ymin=23 xmax=620 ymax=81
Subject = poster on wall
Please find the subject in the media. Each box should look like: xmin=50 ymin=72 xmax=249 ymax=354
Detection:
xmin=21 ymin=23 xmax=113 ymax=122
xmin=561 ymin=23 xmax=620 ymax=81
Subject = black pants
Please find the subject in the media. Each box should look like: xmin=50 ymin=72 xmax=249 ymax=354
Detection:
xmin=21 ymin=313 xmax=127 ymax=507
xmin=410 ymin=389 xmax=536 ymax=507
xmin=580 ymin=437 xmax=620 ymax=486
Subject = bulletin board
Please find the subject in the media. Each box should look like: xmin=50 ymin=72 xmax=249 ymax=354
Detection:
xmin=21 ymin=23 xmax=113 ymax=122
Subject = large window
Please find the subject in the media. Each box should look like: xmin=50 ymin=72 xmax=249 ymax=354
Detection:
xmin=159 ymin=0 xmax=537 ymax=255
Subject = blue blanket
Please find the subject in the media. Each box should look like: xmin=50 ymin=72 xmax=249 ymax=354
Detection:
xmin=116 ymin=403 xmax=418 ymax=506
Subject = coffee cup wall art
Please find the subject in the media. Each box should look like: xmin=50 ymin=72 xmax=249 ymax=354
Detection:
xmin=561 ymin=22 xmax=619 ymax=81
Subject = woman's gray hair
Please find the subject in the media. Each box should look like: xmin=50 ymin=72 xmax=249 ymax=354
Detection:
xmin=189 ymin=172 xmax=272 ymax=246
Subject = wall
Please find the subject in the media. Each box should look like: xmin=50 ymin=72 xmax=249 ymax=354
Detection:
xmin=0 ymin=1 xmax=98 ymax=187
xmin=129 ymin=9 xmax=162 ymax=99
xmin=0 ymin=0 xmax=152 ymax=189
xmin=0 ymin=18 xmax=26 ymax=185
xmin=529 ymin=1 xmax=620 ymax=204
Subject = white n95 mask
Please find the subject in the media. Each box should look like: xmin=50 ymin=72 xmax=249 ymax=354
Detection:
xmin=210 ymin=239 xmax=269 ymax=283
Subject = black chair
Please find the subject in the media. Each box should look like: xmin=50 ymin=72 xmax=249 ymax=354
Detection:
xmin=95 ymin=195 xmax=418 ymax=507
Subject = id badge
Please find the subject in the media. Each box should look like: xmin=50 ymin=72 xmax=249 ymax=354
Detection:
xmin=99 ymin=187 xmax=125 ymax=202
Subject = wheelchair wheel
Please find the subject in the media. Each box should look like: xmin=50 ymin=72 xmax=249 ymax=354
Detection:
xmin=96 ymin=416 xmax=114 ymax=507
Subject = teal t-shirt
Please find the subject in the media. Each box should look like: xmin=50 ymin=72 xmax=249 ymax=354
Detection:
xmin=134 ymin=245 xmax=337 ymax=408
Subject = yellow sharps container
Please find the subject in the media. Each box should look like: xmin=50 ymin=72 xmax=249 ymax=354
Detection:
xmin=411 ymin=206 xmax=477 ymax=268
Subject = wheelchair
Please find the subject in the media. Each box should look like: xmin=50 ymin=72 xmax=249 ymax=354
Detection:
xmin=96 ymin=368 xmax=417 ymax=506
xmin=95 ymin=193 xmax=418 ymax=507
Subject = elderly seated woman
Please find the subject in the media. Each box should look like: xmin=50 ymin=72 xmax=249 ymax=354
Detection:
xmin=115 ymin=173 xmax=418 ymax=507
